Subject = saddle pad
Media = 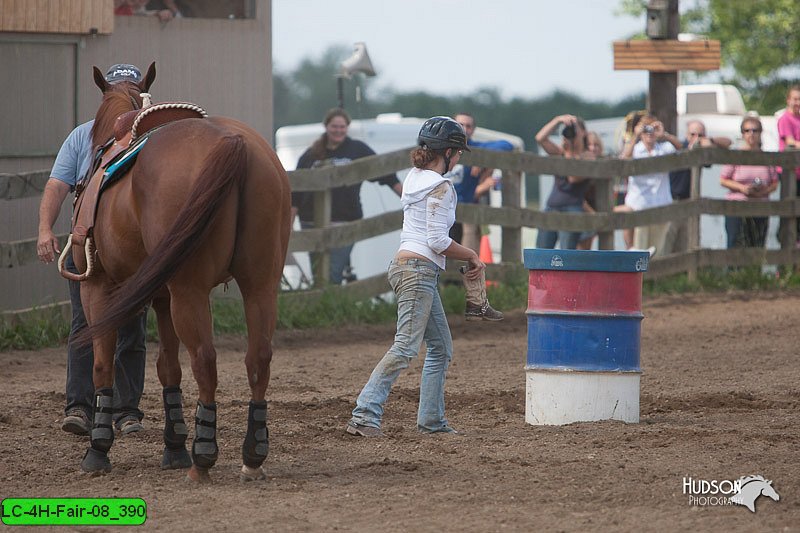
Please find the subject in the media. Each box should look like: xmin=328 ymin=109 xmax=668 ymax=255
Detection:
xmin=101 ymin=136 xmax=149 ymax=191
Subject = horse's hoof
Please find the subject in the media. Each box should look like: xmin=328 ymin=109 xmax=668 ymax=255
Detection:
xmin=161 ymin=447 xmax=192 ymax=470
xmin=240 ymin=465 xmax=266 ymax=483
xmin=186 ymin=465 xmax=212 ymax=483
xmin=80 ymin=448 xmax=112 ymax=474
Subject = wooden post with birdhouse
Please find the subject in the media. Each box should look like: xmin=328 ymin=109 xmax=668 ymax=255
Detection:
xmin=612 ymin=0 xmax=721 ymax=277
xmin=613 ymin=0 xmax=720 ymax=134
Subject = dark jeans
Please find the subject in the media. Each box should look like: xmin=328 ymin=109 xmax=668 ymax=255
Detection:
xmin=725 ymin=216 xmax=769 ymax=249
xmin=536 ymin=204 xmax=584 ymax=250
xmin=65 ymin=254 xmax=147 ymax=424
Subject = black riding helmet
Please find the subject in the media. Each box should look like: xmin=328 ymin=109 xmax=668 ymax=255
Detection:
xmin=417 ymin=116 xmax=471 ymax=152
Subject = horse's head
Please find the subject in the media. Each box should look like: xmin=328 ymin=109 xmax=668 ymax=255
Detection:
xmin=91 ymin=62 xmax=157 ymax=146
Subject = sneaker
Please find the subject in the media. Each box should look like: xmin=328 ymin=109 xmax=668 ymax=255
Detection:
xmin=118 ymin=417 xmax=144 ymax=435
xmin=62 ymin=409 xmax=90 ymax=436
xmin=345 ymin=421 xmax=384 ymax=437
xmin=465 ymin=301 xmax=504 ymax=321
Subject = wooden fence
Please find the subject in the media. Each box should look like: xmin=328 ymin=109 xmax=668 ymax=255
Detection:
xmin=2 ymin=146 xmax=799 ymax=319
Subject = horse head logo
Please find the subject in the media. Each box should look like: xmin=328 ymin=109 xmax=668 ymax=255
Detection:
xmin=729 ymin=475 xmax=780 ymax=513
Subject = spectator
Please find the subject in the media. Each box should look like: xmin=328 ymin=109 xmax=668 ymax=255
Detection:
xmin=346 ymin=117 xmax=479 ymax=437
xmin=534 ymin=114 xmax=591 ymax=250
xmin=720 ymin=116 xmax=779 ymax=248
xmin=777 ymin=84 xmax=800 ymax=244
xmin=576 ymin=131 xmax=604 ymax=250
xmin=291 ymin=108 xmax=402 ymax=284
xmin=614 ymin=114 xmax=682 ymax=255
xmin=450 ymin=113 xmax=512 ymax=254
xmin=665 ymin=120 xmax=731 ymax=253
xmin=669 ymin=119 xmax=732 ymax=201
xmin=37 ymin=64 xmax=149 ymax=437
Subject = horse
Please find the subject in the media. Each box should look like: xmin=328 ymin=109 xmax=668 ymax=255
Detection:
xmin=66 ymin=63 xmax=291 ymax=482
xmin=729 ymin=475 xmax=780 ymax=512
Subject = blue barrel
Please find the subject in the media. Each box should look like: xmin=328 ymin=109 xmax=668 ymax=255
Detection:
xmin=524 ymin=249 xmax=649 ymax=425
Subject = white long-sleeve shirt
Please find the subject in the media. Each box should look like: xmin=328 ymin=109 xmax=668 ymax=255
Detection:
xmin=398 ymin=167 xmax=456 ymax=269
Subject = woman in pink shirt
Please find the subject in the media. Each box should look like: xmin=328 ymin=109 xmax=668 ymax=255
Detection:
xmin=720 ymin=117 xmax=779 ymax=248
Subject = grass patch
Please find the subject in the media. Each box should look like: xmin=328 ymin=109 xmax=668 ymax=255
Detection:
xmin=643 ymin=266 xmax=800 ymax=295
xmin=0 ymin=307 xmax=70 ymax=351
xmin=3 ymin=266 xmax=798 ymax=351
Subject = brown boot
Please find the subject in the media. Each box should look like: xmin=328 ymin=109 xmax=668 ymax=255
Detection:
xmin=461 ymin=266 xmax=504 ymax=321
xmin=465 ymin=301 xmax=504 ymax=321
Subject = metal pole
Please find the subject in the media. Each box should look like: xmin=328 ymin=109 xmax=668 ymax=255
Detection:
xmin=336 ymin=77 xmax=345 ymax=109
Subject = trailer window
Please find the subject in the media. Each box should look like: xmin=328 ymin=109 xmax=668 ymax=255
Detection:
xmin=685 ymin=92 xmax=718 ymax=114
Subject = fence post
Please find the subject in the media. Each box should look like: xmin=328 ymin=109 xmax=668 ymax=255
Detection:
xmin=687 ymin=165 xmax=701 ymax=282
xmin=501 ymin=170 xmax=522 ymax=264
xmin=312 ymin=189 xmax=332 ymax=287
xmin=779 ymin=166 xmax=797 ymax=268
xmin=594 ymin=177 xmax=614 ymax=250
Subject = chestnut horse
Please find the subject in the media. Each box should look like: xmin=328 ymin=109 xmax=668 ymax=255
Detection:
xmin=72 ymin=64 xmax=291 ymax=482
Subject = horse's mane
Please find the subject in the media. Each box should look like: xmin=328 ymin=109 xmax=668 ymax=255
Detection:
xmin=91 ymin=84 xmax=142 ymax=146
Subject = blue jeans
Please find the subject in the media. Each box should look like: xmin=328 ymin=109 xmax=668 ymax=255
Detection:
xmin=536 ymin=204 xmax=584 ymax=250
xmin=65 ymin=254 xmax=147 ymax=425
xmin=301 ymin=221 xmax=354 ymax=284
xmin=350 ymin=258 xmax=454 ymax=432
xmin=329 ymin=243 xmax=354 ymax=284
xmin=725 ymin=216 xmax=768 ymax=249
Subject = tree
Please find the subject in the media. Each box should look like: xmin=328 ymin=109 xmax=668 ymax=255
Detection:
xmin=618 ymin=0 xmax=800 ymax=113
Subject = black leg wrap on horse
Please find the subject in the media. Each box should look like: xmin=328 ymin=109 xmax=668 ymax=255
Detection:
xmin=191 ymin=401 xmax=218 ymax=469
xmin=242 ymin=400 xmax=269 ymax=468
xmin=91 ymin=388 xmax=115 ymax=453
xmin=162 ymin=386 xmax=188 ymax=450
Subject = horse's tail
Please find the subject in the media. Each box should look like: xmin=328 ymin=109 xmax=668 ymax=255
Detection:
xmin=76 ymin=134 xmax=247 ymax=345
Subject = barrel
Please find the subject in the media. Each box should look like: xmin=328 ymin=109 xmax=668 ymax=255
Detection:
xmin=524 ymin=249 xmax=649 ymax=425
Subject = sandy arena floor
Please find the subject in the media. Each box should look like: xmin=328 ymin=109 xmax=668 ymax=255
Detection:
xmin=0 ymin=291 xmax=798 ymax=531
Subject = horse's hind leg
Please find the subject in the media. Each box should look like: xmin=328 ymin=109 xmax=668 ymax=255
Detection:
xmin=152 ymin=296 xmax=192 ymax=470
xmin=79 ymin=281 xmax=117 ymax=474
xmin=169 ymin=287 xmax=218 ymax=483
xmin=238 ymin=286 xmax=278 ymax=482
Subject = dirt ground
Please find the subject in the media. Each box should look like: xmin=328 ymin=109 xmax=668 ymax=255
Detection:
xmin=1 ymin=291 xmax=798 ymax=532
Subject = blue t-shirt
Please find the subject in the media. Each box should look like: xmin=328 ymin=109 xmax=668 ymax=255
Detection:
xmin=451 ymin=138 xmax=513 ymax=203
xmin=50 ymin=120 xmax=95 ymax=191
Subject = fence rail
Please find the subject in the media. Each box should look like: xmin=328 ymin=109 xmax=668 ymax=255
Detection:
xmin=2 ymin=146 xmax=799 ymax=315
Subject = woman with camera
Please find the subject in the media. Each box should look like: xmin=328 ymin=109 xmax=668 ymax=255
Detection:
xmin=614 ymin=114 xmax=681 ymax=255
xmin=720 ymin=116 xmax=779 ymax=248
xmin=534 ymin=114 xmax=591 ymax=249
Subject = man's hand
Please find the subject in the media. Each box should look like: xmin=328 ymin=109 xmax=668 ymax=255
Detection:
xmin=37 ymin=229 xmax=61 ymax=263
xmin=464 ymin=254 xmax=486 ymax=280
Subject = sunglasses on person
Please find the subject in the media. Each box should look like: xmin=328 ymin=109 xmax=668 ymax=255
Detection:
xmin=741 ymin=128 xmax=762 ymax=133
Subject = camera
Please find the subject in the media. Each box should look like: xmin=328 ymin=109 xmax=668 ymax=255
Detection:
xmin=642 ymin=125 xmax=655 ymax=134
xmin=562 ymin=124 xmax=577 ymax=139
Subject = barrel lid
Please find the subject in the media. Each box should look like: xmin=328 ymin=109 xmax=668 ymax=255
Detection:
xmin=523 ymin=249 xmax=649 ymax=273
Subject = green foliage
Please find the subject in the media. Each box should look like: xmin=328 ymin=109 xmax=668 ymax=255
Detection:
xmin=617 ymin=0 xmax=800 ymax=114
xmin=0 ymin=308 xmax=69 ymax=351
xmin=643 ymin=266 xmax=800 ymax=295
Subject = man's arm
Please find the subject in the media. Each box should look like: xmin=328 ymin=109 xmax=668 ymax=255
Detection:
xmin=37 ymin=178 xmax=71 ymax=263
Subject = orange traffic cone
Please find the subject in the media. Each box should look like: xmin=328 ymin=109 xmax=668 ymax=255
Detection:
xmin=479 ymin=235 xmax=494 ymax=264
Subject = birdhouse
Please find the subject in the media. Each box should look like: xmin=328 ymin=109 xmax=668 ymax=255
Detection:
xmin=646 ymin=0 xmax=669 ymax=39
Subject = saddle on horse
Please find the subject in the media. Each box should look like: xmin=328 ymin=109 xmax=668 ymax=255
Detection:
xmin=58 ymin=97 xmax=208 ymax=282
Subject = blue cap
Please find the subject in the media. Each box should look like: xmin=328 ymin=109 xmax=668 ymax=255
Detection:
xmin=104 ymin=64 xmax=142 ymax=84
